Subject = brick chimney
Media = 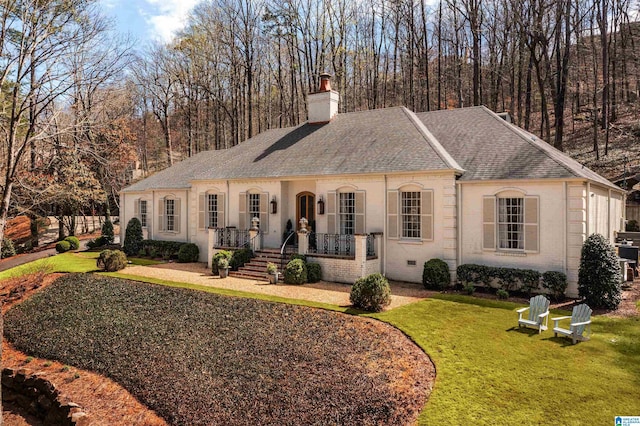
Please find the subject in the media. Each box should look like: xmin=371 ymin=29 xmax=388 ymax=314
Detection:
xmin=307 ymin=73 xmax=339 ymax=124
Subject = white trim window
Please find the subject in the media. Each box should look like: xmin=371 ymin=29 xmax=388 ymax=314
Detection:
xmin=339 ymin=192 xmax=355 ymax=235
xmin=165 ymin=199 xmax=176 ymax=231
xmin=207 ymin=194 xmax=218 ymax=228
xmin=401 ymin=191 xmax=421 ymax=239
xmin=139 ymin=200 xmax=147 ymax=228
xmin=498 ymin=197 xmax=524 ymax=250
xmin=249 ymin=193 xmax=261 ymax=224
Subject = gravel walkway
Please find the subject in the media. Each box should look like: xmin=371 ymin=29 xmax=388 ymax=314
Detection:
xmin=123 ymin=262 xmax=432 ymax=310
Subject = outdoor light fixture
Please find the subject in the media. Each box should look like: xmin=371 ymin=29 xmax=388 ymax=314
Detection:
xmin=317 ymin=196 xmax=325 ymax=215
xmin=270 ymin=196 xmax=277 ymax=214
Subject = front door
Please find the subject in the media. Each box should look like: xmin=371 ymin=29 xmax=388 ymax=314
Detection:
xmin=296 ymin=192 xmax=315 ymax=231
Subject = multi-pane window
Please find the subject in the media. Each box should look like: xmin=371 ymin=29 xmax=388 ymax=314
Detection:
xmin=498 ymin=198 xmax=524 ymax=249
xmin=165 ymin=199 xmax=175 ymax=231
xmin=139 ymin=200 xmax=147 ymax=228
xmin=207 ymin=194 xmax=218 ymax=228
xmin=249 ymin=193 xmax=260 ymax=226
xmin=339 ymin=192 xmax=355 ymax=235
xmin=401 ymin=191 xmax=421 ymax=238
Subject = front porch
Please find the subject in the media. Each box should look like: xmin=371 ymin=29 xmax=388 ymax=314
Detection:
xmin=208 ymin=227 xmax=382 ymax=284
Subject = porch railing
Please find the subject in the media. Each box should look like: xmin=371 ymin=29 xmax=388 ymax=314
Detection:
xmin=214 ymin=228 xmax=251 ymax=249
xmin=308 ymin=233 xmax=355 ymax=256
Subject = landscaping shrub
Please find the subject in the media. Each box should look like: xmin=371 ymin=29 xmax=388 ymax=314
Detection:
xmin=123 ymin=217 xmax=144 ymax=256
xmin=290 ymin=253 xmax=307 ymax=263
xmin=496 ymin=289 xmax=509 ymax=300
xmin=230 ymin=248 xmax=253 ymax=271
xmin=284 ymin=259 xmax=307 ymax=284
xmin=87 ymin=236 xmax=107 ymax=250
xmin=2 ymin=237 xmax=16 ymax=258
xmin=212 ymin=250 xmax=232 ymax=275
xmin=96 ymin=249 xmax=127 ymax=272
xmin=350 ymin=273 xmax=391 ymax=312
xmin=141 ymin=240 xmax=185 ymax=260
xmin=64 ymin=236 xmax=80 ymax=250
xmin=101 ymin=216 xmax=115 ymax=244
xmin=456 ymin=264 xmax=540 ymax=294
xmin=463 ymin=282 xmax=475 ymax=295
xmin=626 ymin=219 xmax=640 ymax=232
xmin=178 ymin=243 xmax=200 ymax=263
xmin=542 ymin=271 xmax=568 ymax=300
xmin=578 ymin=233 xmax=622 ymax=310
xmin=307 ymin=262 xmax=322 ymax=283
xmin=422 ymin=258 xmax=450 ymax=290
xmin=55 ymin=240 xmax=71 ymax=253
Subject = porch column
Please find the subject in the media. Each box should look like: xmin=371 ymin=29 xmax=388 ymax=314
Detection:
xmin=354 ymin=234 xmax=368 ymax=278
xmin=297 ymin=230 xmax=309 ymax=255
xmin=249 ymin=217 xmax=262 ymax=251
xmin=207 ymin=228 xmax=218 ymax=269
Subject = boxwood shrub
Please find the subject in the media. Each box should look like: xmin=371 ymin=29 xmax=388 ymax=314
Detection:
xmin=542 ymin=271 xmax=568 ymax=300
xmin=55 ymin=240 xmax=71 ymax=253
xmin=306 ymin=262 xmax=322 ymax=283
xmin=456 ymin=264 xmax=540 ymax=293
xmin=178 ymin=243 xmax=200 ymax=263
xmin=422 ymin=258 xmax=451 ymax=290
xmin=230 ymin=248 xmax=253 ymax=271
xmin=284 ymin=259 xmax=307 ymax=285
xmin=64 ymin=236 xmax=80 ymax=251
xmin=350 ymin=273 xmax=391 ymax=312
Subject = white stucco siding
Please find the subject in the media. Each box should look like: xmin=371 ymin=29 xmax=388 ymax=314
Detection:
xmin=459 ymin=181 xmax=566 ymax=281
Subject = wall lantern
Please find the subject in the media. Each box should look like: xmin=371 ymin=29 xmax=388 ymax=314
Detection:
xmin=317 ymin=196 xmax=325 ymax=215
xmin=270 ymin=196 xmax=278 ymax=214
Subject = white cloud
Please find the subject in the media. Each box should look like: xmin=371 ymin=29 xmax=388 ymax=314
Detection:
xmin=142 ymin=0 xmax=200 ymax=43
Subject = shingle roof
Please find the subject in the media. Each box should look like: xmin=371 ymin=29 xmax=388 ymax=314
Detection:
xmin=415 ymin=106 xmax=620 ymax=189
xmin=123 ymin=107 xmax=458 ymax=192
xmin=122 ymin=105 xmax=619 ymax=193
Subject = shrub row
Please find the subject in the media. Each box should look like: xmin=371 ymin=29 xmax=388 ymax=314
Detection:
xmin=55 ymin=236 xmax=80 ymax=254
xmin=140 ymin=240 xmax=187 ymax=260
xmin=457 ymin=264 xmax=567 ymax=298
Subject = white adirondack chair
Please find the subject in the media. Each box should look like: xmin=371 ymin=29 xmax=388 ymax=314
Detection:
xmin=517 ymin=295 xmax=550 ymax=333
xmin=552 ymin=304 xmax=592 ymax=344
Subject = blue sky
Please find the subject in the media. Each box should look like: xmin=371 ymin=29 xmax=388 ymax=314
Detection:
xmin=99 ymin=0 xmax=201 ymax=45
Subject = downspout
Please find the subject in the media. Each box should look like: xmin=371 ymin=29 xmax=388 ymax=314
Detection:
xmin=383 ymin=175 xmax=387 ymax=276
xmin=456 ymin=181 xmax=462 ymax=274
xmin=563 ymin=181 xmax=568 ymax=275
xmin=586 ymin=181 xmax=591 ymax=237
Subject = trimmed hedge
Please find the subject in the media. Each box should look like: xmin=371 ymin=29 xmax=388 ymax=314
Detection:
xmin=350 ymin=273 xmax=391 ymax=312
xmin=578 ymin=233 xmax=622 ymax=310
xmin=307 ymin=263 xmax=322 ymax=283
xmin=422 ymin=259 xmax=450 ymax=290
xmin=230 ymin=248 xmax=253 ymax=271
xmin=96 ymin=249 xmax=127 ymax=272
xmin=141 ymin=240 xmax=185 ymax=260
xmin=456 ymin=264 xmax=541 ymax=293
xmin=542 ymin=271 xmax=568 ymax=301
xmin=55 ymin=241 xmax=71 ymax=253
xmin=178 ymin=243 xmax=200 ymax=263
xmin=64 ymin=236 xmax=80 ymax=251
xmin=284 ymin=259 xmax=307 ymax=285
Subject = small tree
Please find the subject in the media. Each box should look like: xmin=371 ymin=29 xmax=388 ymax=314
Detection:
xmin=123 ymin=218 xmax=144 ymax=256
xmin=578 ymin=234 xmax=622 ymax=310
xmin=101 ymin=213 xmax=115 ymax=244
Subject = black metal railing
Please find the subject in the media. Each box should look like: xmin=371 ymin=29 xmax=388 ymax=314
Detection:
xmin=214 ymin=228 xmax=251 ymax=248
xmin=366 ymin=234 xmax=376 ymax=257
xmin=309 ymin=233 xmax=355 ymax=256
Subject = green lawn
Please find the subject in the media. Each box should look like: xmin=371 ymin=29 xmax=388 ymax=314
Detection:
xmin=0 ymin=252 xmax=99 ymax=280
xmin=2 ymin=254 xmax=639 ymax=424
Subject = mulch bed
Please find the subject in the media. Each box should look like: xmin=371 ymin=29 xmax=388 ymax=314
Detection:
xmin=4 ymin=274 xmax=435 ymax=425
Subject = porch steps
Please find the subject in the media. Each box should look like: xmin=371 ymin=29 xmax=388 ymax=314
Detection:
xmin=228 ymin=249 xmax=285 ymax=281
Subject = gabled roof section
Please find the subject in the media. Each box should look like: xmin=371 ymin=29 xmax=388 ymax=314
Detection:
xmin=416 ymin=106 xmax=620 ymax=190
xmin=123 ymin=106 xmax=455 ymax=192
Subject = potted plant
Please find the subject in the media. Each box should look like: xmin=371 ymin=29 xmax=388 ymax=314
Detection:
xmin=266 ymin=262 xmax=279 ymax=284
xmin=218 ymin=258 xmax=230 ymax=278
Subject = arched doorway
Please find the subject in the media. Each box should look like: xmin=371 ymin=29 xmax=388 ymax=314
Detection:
xmin=296 ymin=192 xmax=315 ymax=231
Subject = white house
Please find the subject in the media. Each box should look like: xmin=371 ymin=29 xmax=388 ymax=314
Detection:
xmin=120 ymin=74 xmax=625 ymax=297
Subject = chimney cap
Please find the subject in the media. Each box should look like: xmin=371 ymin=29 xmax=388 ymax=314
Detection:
xmin=318 ymin=73 xmax=332 ymax=92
